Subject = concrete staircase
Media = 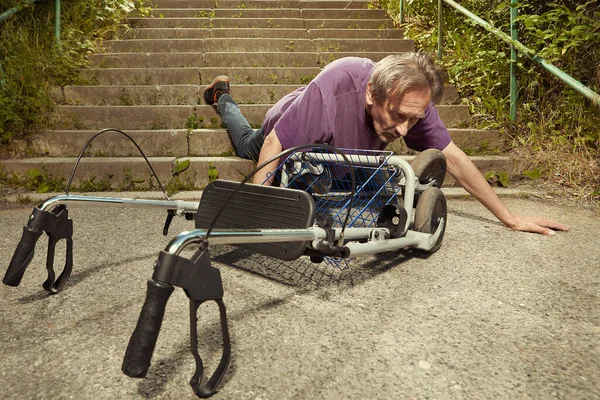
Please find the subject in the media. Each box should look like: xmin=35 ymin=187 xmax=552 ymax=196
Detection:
xmin=1 ymin=0 xmax=511 ymax=191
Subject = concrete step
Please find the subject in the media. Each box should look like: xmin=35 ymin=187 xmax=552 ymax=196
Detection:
xmin=30 ymin=128 xmax=503 ymax=158
xmin=0 ymin=157 xmax=254 ymax=190
xmin=0 ymin=155 xmax=513 ymax=189
xmin=298 ymin=0 xmax=374 ymax=9
xmin=148 ymin=0 xmax=373 ymax=9
xmin=59 ymin=84 xmax=300 ymax=106
xmin=30 ymin=129 xmax=234 ymax=157
xmin=146 ymin=8 xmax=388 ymax=19
xmin=303 ymin=19 xmax=393 ymax=29
xmin=89 ymin=64 xmax=433 ymax=85
xmin=150 ymin=0 xmax=299 ymax=8
xmin=88 ymin=51 xmax=406 ymax=69
xmin=120 ymin=27 xmax=403 ymax=40
xmin=50 ymin=104 xmax=470 ymax=131
xmin=102 ymin=37 xmax=413 ymax=53
xmin=59 ymin=84 xmax=459 ymax=106
xmin=127 ymin=17 xmax=392 ymax=29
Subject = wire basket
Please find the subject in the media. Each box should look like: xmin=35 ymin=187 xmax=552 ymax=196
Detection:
xmin=265 ymin=148 xmax=403 ymax=269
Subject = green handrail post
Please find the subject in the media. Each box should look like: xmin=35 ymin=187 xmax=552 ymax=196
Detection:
xmin=55 ymin=0 xmax=61 ymax=46
xmin=437 ymin=0 xmax=443 ymax=60
xmin=509 ymin=0 xmax=518 ymax=121
xmin=0 ymin=63 xmax=6 ymax=88
xmin=399 ymin=0 xmax=404 ymax=24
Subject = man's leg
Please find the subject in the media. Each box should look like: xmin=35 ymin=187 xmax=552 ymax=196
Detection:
xmin=203 ymin=76 xmax=264 ymax=161
xmin=217 ymin=94 xmax=264 ymax=161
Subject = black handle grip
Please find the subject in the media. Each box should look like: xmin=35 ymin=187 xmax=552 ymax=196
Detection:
xmin=122 ymin=279 xmax=174 ymax=378
xmin=3 ymin=226 xmax=43 ymax=287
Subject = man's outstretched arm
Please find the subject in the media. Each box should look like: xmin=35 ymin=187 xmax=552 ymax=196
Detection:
xmin=441 ymin=141 xmax=569 ymax=235
xmin=252 ymin=130 xmax=283 ymax=185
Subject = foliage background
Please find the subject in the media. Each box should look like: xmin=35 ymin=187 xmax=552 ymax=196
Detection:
xmin=0 ymin=0 xmax=144 ymax=148
xmin=379 ymin=0 xmax=600 ymax=200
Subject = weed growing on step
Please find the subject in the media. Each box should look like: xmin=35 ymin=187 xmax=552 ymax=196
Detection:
xmin=186 ymin=115 xmax=205 ymax=130
xmin=71 ymin=176 xmax=112 ymax=192
xmin=119 ymin=90 xmax=134 ymax=106
xmin=208 ymin=162 xmax=219 ymax=182
xmin=148 ymin=121 xmax=168 ymax=130
xmin=485 ymin=171 xmax=510 ymax=188
xmin=166 ymin=158 xmax=198 ymax=195
xmin=165 ymin=175 xmax=198 ymax=196
xmin=209 ymin=117 xmax=222 ymax=129
xmin=117 ymin=168 xmax=146 ymax=191
xmin=300 ymin=73 xmax=318 ymax=85
xmin=214 ymin=150 xmax=234 ymax=157
xmin=16 ymin=194 xmax=33 ymax=204
xmin=0 ymin=167 xmax=66 ymax=193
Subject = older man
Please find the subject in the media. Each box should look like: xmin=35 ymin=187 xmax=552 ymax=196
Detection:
xmin=203 ymin=53 xmax=568 ymax=236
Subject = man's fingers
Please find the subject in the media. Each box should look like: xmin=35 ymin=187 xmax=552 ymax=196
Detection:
xmin=531 ymin=217 xmax=570 ymax=232
xmin=546 ymin=221 xmax=570 ymax=232
xmin=526 ymin=223 xmax=555 ymax=236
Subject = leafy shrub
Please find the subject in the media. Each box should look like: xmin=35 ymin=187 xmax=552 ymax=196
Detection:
xmin=379 ymin=0 xmax=600 ymax=198
xmin=384 ymin=0 xmax=600 ymax=148
xmin=0 ymin=0 xmax=145 ymax=147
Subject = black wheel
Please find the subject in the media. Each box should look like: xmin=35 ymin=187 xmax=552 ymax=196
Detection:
xmin=413 ymin=187 xmax=447 ymax=253
xmin=410 ymin=149 xmax=447 ymax=188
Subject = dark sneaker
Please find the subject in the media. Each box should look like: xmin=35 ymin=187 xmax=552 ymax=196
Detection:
xmin=203 ymin=75 xmax=230 ymax=105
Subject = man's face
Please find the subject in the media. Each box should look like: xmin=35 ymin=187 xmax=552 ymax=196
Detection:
xmin=365 ymin=84 xmax=431 ymax=143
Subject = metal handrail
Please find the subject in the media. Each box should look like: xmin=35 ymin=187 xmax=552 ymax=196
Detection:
xmin=0 ymin=0 xmax=61 ymax=45
xmin=397 ymin=0 xmax=600 ymax=121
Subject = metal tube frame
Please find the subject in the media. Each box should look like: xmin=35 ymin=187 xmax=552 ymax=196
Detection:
xmin=163 ymin=222 xmax=444 ymax=258
xmin=162 ymin=152 xmax=445 ymax=258
xmin=37 ymin=194 xmax=199 ymax=215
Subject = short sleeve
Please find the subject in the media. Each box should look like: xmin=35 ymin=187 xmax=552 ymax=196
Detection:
xmin=403 ymin=103 xmax=451 ymax=152
xmin=273 ymin=83 xmax=333 ymax=150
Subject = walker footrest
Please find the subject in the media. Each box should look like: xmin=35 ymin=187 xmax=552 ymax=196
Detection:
xmin=195 ymin=180 xmax=316 ymax=260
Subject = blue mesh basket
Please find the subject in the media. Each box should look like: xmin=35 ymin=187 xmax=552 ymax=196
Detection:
xmin=265 ymin=148 xmax=403 ymax=269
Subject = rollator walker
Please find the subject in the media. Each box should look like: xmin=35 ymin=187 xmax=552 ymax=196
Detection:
xmin=3 ymin=131 xmax=448 ymax=397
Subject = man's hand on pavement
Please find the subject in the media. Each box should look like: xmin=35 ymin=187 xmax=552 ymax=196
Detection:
xmin=505 ymin=215 xmax=570 ymax=236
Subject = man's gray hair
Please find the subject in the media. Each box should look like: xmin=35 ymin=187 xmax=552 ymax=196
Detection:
xmin=369 ymin=53 xmax=444 ymax=107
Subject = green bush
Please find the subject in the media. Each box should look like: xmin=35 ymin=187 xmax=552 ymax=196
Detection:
xmin=0 ymin=0 xmax=145 ymax=146
xmin=379 ymin=0 xmax=600 ymax=152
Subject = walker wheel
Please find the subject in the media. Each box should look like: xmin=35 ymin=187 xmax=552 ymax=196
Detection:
xmin=410 ymin=149 xmax=447 ymax=188
xmin=413 ymin=187 xmax=446 ymax=253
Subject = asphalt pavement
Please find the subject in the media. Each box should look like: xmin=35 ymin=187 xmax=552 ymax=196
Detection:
xmin=0 ymin=195 xmax=598 ymax=399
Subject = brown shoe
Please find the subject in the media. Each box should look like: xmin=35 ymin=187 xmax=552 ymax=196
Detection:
xmin=203 ymin=75 xmax=230 ymax=105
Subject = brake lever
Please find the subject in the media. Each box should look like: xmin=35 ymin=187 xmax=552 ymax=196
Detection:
xmin=123 ymin=249 xmax=231 ymax=398
xmin=163 ymin=210 xmax=176 ymax=236
xmin=4 ymin=205 xmax=74 ymax=293
xmin=189 ymin=298 xmax=231 ymax=398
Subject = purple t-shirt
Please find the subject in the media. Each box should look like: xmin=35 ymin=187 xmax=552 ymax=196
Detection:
xmin=261 ymin=57 xmax=451 ymax=152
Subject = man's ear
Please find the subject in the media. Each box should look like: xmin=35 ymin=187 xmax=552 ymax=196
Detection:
xmin=366 ymin=82 xmax=374 ymax=106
